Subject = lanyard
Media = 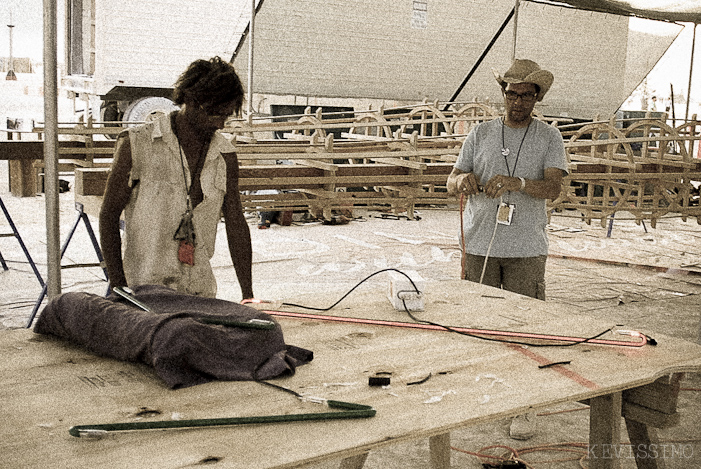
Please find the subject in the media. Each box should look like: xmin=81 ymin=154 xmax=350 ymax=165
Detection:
xmin=171 ymin=113 xmax=210 ymax=253
xmin=177 ymin=143 xmax=208 ymax=211
xmin=172 ymin=112 xmax=209 ymax=210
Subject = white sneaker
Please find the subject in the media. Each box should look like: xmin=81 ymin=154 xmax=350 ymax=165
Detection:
xmin=509 ymin=411 xmax=536 ymax=440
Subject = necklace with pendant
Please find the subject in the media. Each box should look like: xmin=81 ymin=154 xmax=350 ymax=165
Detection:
xmin=501 ymin=117 xmax=532 ymax=175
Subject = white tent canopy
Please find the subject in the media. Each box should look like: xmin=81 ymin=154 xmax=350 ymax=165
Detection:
xmin=535 ymin=0 xmax=701 ymax=23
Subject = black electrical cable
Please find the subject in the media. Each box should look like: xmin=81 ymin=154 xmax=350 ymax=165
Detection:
xmin=398 ymin=293 xmax=615 ymax=348
xmin=283 ymin=268 xmax=619 ymax=348
xmin=253 ymin=357 xmax=304 ymax=398
xmin=281 ymin=268 xmax=419 ymax=311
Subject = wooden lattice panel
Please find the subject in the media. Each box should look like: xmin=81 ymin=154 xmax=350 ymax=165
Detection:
xmin=555 ymin=118 xmax=701 ymax=227
xmin=15 ymin=104 xmax=701 ymax=225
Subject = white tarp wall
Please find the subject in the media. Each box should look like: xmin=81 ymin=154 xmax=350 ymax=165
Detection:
xmin=89 ymin=0 xmax=250 ymax=96
xmin=231 ymin=0 xmax=679 ymax=120
xmin=63 ymin=0 xmax=680 ymax=120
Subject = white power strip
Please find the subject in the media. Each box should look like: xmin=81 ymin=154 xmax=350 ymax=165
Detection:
xmin=387 ymin=270 xmax=425 ymax=311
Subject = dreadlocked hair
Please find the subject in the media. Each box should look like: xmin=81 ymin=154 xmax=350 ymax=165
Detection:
xmin=172 ymin=56 xmax=244 ymax=115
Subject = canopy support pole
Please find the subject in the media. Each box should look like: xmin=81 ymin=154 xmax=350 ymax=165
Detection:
xmin=247 ymin=0 xmax=256 ymax=124
xmin=512 ymin=0 xmax=521 ymax=61
xmin=43 ymin=0 xmax=61 ymax=303
xmin=443 ymin=7 xmax=515 ymax=111
xmin=685 ymin=23 xmax=697 ymax=122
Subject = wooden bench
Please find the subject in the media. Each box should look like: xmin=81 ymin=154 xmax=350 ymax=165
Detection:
xmin=74 ymin=135 xmax=459 ymax=220
xmin=0 ymin=139 xmax=115 ymax=196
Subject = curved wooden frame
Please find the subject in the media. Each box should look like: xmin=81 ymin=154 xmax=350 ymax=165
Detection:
xmin=12 ymin=103 xmax=701 ymax=225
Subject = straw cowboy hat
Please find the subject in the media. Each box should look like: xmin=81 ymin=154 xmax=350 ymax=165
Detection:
xmin=493 ymin=59 xmax=554 ymax=102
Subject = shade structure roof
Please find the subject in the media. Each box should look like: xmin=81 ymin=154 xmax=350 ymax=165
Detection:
xmin=534 ymin=0 xmax=701 ymax=23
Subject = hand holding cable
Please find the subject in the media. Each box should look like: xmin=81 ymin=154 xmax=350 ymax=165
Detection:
xmin=448 ymin=171 xmax=482 ymax=196
xmin=485 ymin=175 xmax=523 ymax=198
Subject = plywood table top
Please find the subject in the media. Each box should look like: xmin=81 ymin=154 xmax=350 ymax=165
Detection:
xmin=2 ymin=280 xmax=700 ymax=468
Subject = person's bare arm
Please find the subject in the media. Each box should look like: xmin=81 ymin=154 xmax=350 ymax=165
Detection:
xmin=221 ymin=151 xmax=254 ymax=300
xmin=484 ymin=167 xmax=564 ymax=200
xmin=99 ymin=133 xmax=133 ymax=289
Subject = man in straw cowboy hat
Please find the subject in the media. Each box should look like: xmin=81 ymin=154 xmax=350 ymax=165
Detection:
xmin=446 ymin=59 xmax=569 ymax=438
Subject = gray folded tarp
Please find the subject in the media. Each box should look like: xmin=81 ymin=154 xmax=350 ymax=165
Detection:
xmin=34 ymin=284 xmax=313 ymax=389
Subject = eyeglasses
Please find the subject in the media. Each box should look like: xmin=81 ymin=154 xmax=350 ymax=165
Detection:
xmin=504 ymin=90 xmax=538 ymax=103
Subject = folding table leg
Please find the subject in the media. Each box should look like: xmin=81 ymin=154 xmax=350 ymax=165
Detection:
xmin=0 ymin=195 xmax=44 ymax=285
xmin=625 ymin=419 xmax=666 ymax=469
xmin=429 ymin=432 xmax=451 ymax=469
xmin=589 ymin=392 xmax=622 ymax=469
xmin=26 ymin=202 xmax=107 ymax=328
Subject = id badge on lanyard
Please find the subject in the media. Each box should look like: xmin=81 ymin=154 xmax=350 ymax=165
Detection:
xmin=497 ymin=202 xmax=515 ymax=225
xmin=174 ymin=208 xmax=196 ymax=265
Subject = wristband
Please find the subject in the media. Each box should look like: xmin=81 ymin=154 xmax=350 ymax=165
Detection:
xmin=518 ymin=177 xmax=526 ymax=191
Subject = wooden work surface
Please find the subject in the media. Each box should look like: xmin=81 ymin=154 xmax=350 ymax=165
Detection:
xmin=2 ymin=280 xmax=701 ymax=468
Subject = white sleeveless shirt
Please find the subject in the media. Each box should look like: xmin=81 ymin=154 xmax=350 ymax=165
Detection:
xmin=122 ymin=114 xmax=230 ymax=297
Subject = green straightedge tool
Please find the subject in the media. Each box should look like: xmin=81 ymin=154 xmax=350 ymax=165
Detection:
xmin=70 ymin=399 xmax=376 ymax=438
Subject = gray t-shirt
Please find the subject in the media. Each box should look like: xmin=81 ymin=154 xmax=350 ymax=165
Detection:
xmin=454 ymin=117 xmax=568 ymax=257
